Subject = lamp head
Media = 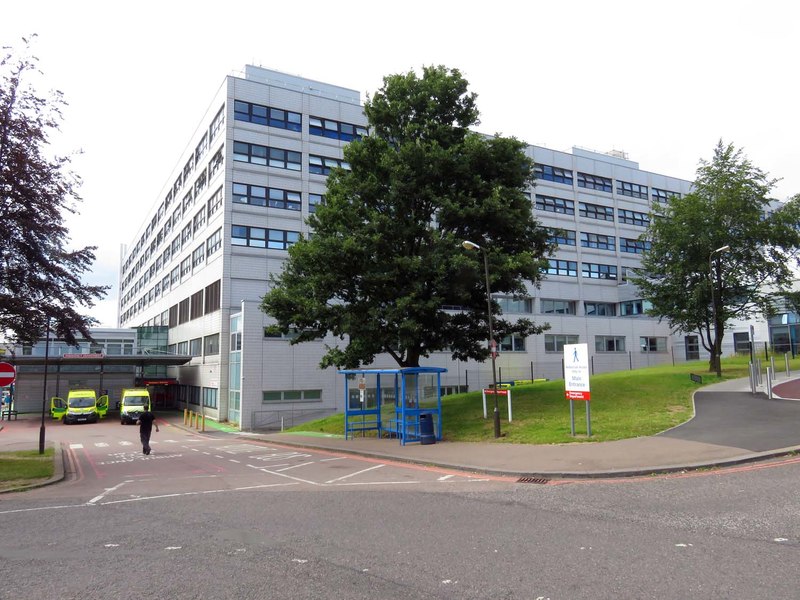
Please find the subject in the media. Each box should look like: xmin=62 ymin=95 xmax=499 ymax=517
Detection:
xmin=462 ymin=240 xmax=481 ymax=251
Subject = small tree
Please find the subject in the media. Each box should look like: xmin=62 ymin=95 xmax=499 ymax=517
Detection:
xmin=262 ymin=65 xmax=552 ymax=369
xmin=0 ymin=37 xmax=107 ymax=345
xmin=632 ymin=141 xmax=800 ymax=375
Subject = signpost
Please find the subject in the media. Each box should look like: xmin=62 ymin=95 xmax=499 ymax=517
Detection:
xmin=564 ymin=343 xmax=591 ymax=436
xmin=481 ymin=387 xmax=513 ymax=422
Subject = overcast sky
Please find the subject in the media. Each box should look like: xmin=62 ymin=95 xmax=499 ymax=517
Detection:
xmin=3 ymin=0 xmax=798 ymax=327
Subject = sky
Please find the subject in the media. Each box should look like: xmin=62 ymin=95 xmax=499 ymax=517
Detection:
xmin=3 ymin=0 xmax=799 ymax=328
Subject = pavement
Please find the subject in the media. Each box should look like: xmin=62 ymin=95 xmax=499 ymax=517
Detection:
xmin=3 ymin=373 xmax=800 ymax=488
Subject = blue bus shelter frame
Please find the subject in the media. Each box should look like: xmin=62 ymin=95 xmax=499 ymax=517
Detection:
xmin=339 ymin=366 xmax=447 ymax=445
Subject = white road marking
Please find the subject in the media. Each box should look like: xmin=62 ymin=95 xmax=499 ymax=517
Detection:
xmin=438 ymin=474 xmax=454 ymax=481
xmin=88 ymin=480 xmax=132 ymax=505
xmin=325 ymin=464 xmax=385 ymax=484
xmin=69 ymin=443 xmax=83 ymax=449
xmin=274 ymin=461 xmax=314 ymax=473
xmin=95 ymin=442 xmax=110 ymax=447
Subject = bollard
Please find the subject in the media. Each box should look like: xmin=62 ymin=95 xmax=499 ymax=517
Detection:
xmin=184 ymin=408 xmax=188 ymax=425
xmin=201 ymin=414 xmax=205 ymax=432
xmin=786 ymin=353 xmax=791 ymax=377
xmin=767 ymin=367 xmax=773 ymax=400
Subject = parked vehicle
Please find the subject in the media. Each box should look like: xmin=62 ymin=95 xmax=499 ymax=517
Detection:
xmin=119 ymin=388 xmax=151 ymax=425
xmin=50 ymin=389 xmax=108 ymax=424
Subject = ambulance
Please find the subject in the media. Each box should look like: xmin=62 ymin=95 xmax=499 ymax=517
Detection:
xmin=50 ymin=389 xmax=109 ymax=424
xmin=119 ymin=388 xmax=151 ymax=424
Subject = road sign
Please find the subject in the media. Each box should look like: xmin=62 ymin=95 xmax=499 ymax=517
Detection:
xmin=0 ymin=362 xmax=16 ymax=387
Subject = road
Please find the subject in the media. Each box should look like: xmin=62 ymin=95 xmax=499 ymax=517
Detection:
xmin=1 ymin=418 xmax=799 ymax=599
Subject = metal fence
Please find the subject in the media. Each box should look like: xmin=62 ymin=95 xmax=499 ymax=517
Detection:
xmin=248 ymin=407 xmax=337 ymax=432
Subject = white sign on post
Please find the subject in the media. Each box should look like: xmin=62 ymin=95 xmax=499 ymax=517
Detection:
xmin=564 ymin=343 xmax=592 ymax=436
xmin=564 ymin=343 xmax=590 ymax=401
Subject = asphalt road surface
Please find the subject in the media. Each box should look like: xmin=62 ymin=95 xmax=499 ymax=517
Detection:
xmin=1 ymin=418 xmax=799 ymax=599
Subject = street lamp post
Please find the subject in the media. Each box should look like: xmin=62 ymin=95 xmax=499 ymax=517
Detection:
xmin=709 ymin=245 xmax=731 ymax=378
xmin=462 ymin=240 xmax=501 ymax=438
xmin=39 ymin=318 xmax=52 ymax=455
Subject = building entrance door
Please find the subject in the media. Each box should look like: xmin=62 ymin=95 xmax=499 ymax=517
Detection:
xmin=685 ymin=335 xmax=700 ymax=360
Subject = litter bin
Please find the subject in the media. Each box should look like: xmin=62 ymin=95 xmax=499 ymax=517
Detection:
xmin=419 ymin=413 xmax=435 ymax=445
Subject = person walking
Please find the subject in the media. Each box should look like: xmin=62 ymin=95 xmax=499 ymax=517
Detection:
xmin=137 ymin=404 xmax=159 ymax=455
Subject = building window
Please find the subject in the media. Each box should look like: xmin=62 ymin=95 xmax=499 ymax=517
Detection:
xmin=535 ymin=194 xmax=574 ymax=215
xmin=618 ymin=209 xmax=650 ymax=227
xmin=232 ymin=183 xmax=301 ymax=211
xmin=540 ymin=299 xmax=576 ymax=314
xmin=192 ymin=244 xmax=205 ymax=268
xmin=180 ymin=257 xmax=191 ymax=280
xmin=208 ymin=145 xmax=224 ymax=179
xmin=309 ymin=193 xmax=324 ymax=213
xmin=580 ymin=232 xmax=615 ymax=250
xmin=577 ymin=172 xmax=613 ymax=193
xmin=202 ymin=388 xmax=218 ymax=409
xmin=617 ymin=180 xmax=648 ymax=199
xmin=206 ymin=228 xmax=222 ymax=257
xmin=207 ymin=186 xmax=223 ymax=219
xmin=545 ymin=334 xmax=579 ymax=352
xmin=620 ymin=299 xmax=651 ymax=316
xmin=193 ymin=207 xmax=206 ymax=232
xmin=582 ymin=262 xmax=617 ymax=280
xmin=652 ymin=188 xmax=681 ymax=203
xmin=204 ymin=280 xmax=221 ymax=314
xmin=168 ymin=304 xmax=178 ymax=328
xmin=500 ymin=334 xmax=526 ymax=352
xmin=308 ymin=154 xmax=350 ymax=175
xmin=497 ymin=297 xmax=533 ymax=313
xmin=209 ymin=105 xmax=225 ymax=141
xmin=547 ymin=228 xmax=576 ymax=246
xmin=596 ymin=335 xmax=626 ymax=352
xmin=534 ymin=164 xmax=573 ymax=185
xmin=640 ymin=336 xmax=667 ymax=353
xmin=178 ymin=298 xmax=190 ymax=323
xmin=194 ymin=169 xmax=207 ymax=196
xmin=233 ymin=100 xmax=302 ymax=132
xmin=195 ymin=133 xmax=208 ymax=163
xmin=585 ymin=301 xmax=616 ymax=316
xmin=233 ymin=142 xmax=301 ymax=171
xmin=262 ymin=390 xmax=323 ymax=403
xmin=620 ymin=238 xmax=651 ymax=254
xmin=579 ymin=202 xmax=615 ymax=221
xmin=309 ymin=116 xmax=367 ymax=141
xmin=204 ymin=334 xmax=220 ymax=356
xmin=189 ymin=338 xmax=202 ymax=356
xmin=181 ymin=223 xmax=193 ymax=246
xmin=190 ymin=290 xmax=204 ymax=319
xmin=177 ymin=341 xmax=189 ymax=355
xmin=231 ymin=225 xmax=299 ymax=250
xmin=546 ymin=259 xmax=577 ymax=277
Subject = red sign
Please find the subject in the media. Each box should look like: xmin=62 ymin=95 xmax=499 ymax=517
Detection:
xmin=483 ymin=388 xmax=509 ymax=396
xmin=0 ymin=362 xmax=16 ymax=387
xmin=565 ymin=390 xmax=591 ymax=401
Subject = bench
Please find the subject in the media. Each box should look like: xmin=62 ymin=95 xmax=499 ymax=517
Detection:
xmin=345 ymin=416 xmax=381 ymax=439
xmin=1 ymin=409 xmax=18 ymax=421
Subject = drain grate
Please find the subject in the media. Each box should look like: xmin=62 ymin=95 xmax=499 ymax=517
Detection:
xmin=517 ymin=476 xmax=550 ymax=484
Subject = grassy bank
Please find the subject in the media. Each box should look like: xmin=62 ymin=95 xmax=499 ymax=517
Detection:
xmin=0 ymin=448 xmax=55 ymax=492
xmin=289 ymin=356 xmax=765 ymax=444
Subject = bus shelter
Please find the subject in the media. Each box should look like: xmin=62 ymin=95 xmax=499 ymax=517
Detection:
xmin=339 ymin=367 xmax=447 ymax=445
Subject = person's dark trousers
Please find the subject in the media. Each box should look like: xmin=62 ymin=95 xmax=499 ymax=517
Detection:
xmin=140 ymin=430 xmax=152 ymax=455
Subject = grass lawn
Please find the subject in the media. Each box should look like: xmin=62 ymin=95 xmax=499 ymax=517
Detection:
xmin=0 ymin=448 xmax=55 ymax=492
xmin=288 ymin=355 xmax=769 ymax=444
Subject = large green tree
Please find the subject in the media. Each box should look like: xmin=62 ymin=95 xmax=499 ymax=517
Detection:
xmin=631 ymin=141 xmax=800 ymax=375
xmin=0 ymin=37 xmax=107 ymax=345
xmin=262 ymin=65 xmax=552 ymax=369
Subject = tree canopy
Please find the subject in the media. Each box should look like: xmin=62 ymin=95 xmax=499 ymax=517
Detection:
xmin=631 ymin=141 xmax=800 ymax=373
xmin=261 ymin=65 xmax=552 ymax=369
xmin=0 ymin=37 xmax=107 ymax=345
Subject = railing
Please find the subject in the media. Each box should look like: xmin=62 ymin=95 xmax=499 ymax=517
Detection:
xmin=248 ymin=407 xmax=337 ymax=432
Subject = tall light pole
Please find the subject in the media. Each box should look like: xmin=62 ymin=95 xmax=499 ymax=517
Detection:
xmin=39 ymin=317 xmax=52 ymax=454
xmin=462 ymin=240 xmax=501 ymax=438
xmin=709 ymin=245 xmax=731 ymax=378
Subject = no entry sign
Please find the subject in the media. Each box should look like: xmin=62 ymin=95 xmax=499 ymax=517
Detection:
xmin=0 ymin=362 xmax=16 ymax=387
